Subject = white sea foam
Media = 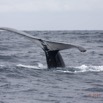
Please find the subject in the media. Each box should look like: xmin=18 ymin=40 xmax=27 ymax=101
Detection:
xmin=75 ymin=65 xmax=103 ymax=73
xmin=1 ymin=64 xmax=103 ymax=73
xmin=0 ymin=65 xmax=5 ymax=67
xmin=17 ymin=63 xmax=46 ymax=69
xmin=56 ymin=65 xmax=103 ymax=73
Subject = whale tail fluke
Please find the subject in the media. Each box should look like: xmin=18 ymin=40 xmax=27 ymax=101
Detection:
xmin=0 ymin=27 xmax=86 ymax=52
xmin=0 ymin=27 xmax=86 ymax=68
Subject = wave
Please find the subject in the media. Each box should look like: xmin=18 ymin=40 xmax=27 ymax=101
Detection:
xmin=0 ymin=64 xmax=103 ymax=74
xmin=76 ymin=65 xmax=103 ymax=72
xmin=16 ymin=63 xmax=46 ymax=69
xmin=16 ymin=64 xmax=103 ymax=73
xmin=61 ymin=65 xmax=103 ymax=73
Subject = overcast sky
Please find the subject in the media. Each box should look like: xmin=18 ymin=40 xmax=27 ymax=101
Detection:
xmin=0 ymin=0 xmax=103 ymax=30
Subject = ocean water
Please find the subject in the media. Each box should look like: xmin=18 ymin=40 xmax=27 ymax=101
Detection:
xmin=0 ymin=30 xmax=103 ymax=103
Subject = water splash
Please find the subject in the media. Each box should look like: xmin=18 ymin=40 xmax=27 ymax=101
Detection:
xmin=75 ymin=65 xmax=103 ymax=72
xmin=53 ymin=65 xmax=103 ymax=74
xmin=60 ymin=65 xmax=103 ymax=73
xmin=0 ymin=64 xmax=103 ymax=73
xmin=16 ymin=63 xmax=46 ymax=69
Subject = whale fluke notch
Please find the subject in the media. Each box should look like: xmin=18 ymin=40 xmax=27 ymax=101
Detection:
xmin=0 ymin=27 xmax=86 ymax=68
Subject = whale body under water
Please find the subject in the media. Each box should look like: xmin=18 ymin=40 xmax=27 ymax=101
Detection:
xmin=0 ymin=27 xmax=86 ymax=69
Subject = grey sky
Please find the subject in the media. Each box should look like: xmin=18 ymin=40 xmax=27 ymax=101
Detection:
xmin=0 ymin=0 xmax=103 ymax=30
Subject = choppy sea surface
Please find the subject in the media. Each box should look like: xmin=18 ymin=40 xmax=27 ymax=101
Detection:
xmin=0 ymin=30 xmax=103 ymax=103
